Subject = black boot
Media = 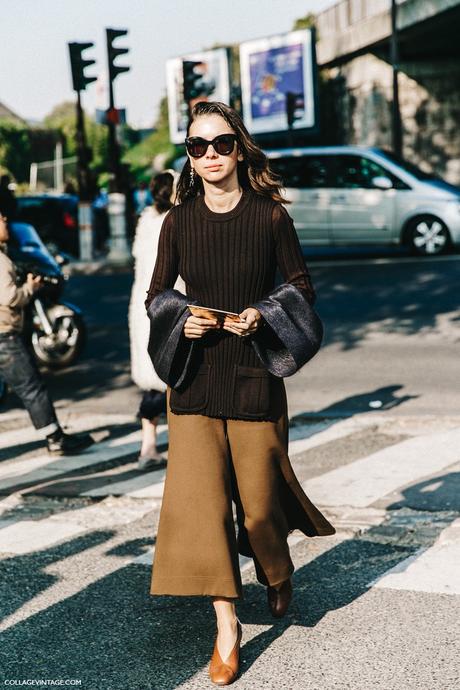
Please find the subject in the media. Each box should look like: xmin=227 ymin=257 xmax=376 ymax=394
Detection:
xmin=46 ymin=428 xmax=94 ymax=456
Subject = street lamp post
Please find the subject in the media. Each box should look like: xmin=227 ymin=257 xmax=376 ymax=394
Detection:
xmin=390 ymin=0 xmax=403 ymax=157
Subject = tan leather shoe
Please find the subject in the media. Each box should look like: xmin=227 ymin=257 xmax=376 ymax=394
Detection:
xmin=209 ymin=619 xmax=242 ymax=686
xmin=267 ymin=578 xmax=293 ymax=618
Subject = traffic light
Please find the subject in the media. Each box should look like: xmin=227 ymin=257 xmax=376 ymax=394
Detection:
xmin=182 ymin=61 xmax=205 ymax=102
xmin=68 ymin=42 xmax=97 ymax=92
xmin=106 ymin=28 xmax=130 ymax=83
xmin=286 ymin=91 xmax=302 ymax=128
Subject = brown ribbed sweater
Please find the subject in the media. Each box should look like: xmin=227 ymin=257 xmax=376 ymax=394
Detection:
xmin=145 ymin=189 xmax=316 ymax=419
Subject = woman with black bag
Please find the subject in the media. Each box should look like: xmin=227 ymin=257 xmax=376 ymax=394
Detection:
xmin=145 ymin=101 xmax=335 ymax=686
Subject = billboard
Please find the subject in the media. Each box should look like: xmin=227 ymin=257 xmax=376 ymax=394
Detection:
xmin=166 ymin=48 xmax=230 ymax=144
xmin=239 ymin=29 xmax=316 ymax=135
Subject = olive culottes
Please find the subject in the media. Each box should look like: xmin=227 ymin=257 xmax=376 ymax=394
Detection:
xmin=150 ymin=387 xmax=295 ymax=599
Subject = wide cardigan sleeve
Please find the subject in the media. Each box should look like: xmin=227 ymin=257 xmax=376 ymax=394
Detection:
xmin=144 ymin=208 xmax=179 ymax=310
xmin=271 ymin=204 xmax=316 ymax=305
xmin=248 ymin=204 xmax=323 ymax=377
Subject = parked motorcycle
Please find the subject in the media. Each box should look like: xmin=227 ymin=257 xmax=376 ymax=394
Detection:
xmin=6 ymin=221 xmax=86 ymax=368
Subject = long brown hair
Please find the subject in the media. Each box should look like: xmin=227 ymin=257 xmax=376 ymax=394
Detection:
xmin=150 ymin=172 xmax=174 ymax=213
xmin=176 ymin=101 xmax=286 ymax=204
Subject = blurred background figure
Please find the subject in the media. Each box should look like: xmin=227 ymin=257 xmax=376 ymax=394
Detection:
xmin=92 ymin=186 xmax=110 ymax=254
xmin=0 ymin=175 xmax=17 ymax=222
xmin=0 ymin=212 xmax=94 ymax=456
xmin=133 ymin=180 xmax=153 ymax=218
xmin=128 ymin=171 xmax=185 ymax=471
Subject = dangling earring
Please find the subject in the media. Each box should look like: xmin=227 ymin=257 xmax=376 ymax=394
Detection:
xmin=189 ymin=168 xmax=195 ymax=187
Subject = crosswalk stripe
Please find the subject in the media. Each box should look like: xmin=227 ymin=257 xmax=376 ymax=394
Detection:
xmin=0 ymin=497 xmax=153 ymax=555
xmin=1 ymin=416 xmax=458 ymax=634
xmin=81 ymin=468 xmax=167 ymax=498
xmin=0 ymin=425 xmax=168 ymax=493
xmin=303 ymin=427 xmax=460 ymax=508
xmin=59 ymin=417 xmax=374 ymax=499
xmin=370 ymin=518 xmax=460 ymax=595
xmin=0 ymin=413 xmax=136 ymax=453
xmin=287 ymin=415 xmax=374 ymax=454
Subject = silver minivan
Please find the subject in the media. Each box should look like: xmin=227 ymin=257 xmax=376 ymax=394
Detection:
xmin=266 ymin=146 xmax=460 ymax=255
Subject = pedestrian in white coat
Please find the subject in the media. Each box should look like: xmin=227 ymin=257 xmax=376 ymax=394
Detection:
xmin=128 ymin=172 xmax=185 ymax=470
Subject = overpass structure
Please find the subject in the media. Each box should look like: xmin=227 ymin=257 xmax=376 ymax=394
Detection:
xmin=311 ymin=0 xmax=460 ymax=183
xmin=316 ymin=0 xmax=460 ymax=66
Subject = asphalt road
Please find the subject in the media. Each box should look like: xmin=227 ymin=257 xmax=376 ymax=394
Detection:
xmin=1 ymin=249 xmax=459 ymax=690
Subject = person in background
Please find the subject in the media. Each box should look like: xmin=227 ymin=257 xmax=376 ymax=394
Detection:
xmin=128 ymin=172 xmax=185 ymax=471
xmin=92 ymin=186 xmax=110 ymax=254
xmin=133 ymin=181 xmax=153 ymax=217
xmin=0 ymin=175 xmax=17 ymax=222
xmin=0 ymin=213 xmax=94 ymax=456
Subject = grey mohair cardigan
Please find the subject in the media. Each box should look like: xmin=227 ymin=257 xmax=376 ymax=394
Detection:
xmin=146 ymin=283 xmax=323 ymax=388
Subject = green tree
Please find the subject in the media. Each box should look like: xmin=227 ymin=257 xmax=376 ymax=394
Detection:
xmin=0 ymin=120 xmax=31 ymax=182
xmin=43 ymin=102 xmax=77 ymax=156
xmin=44 ymin=101 xmax=109 ymax=175
xmin=293 ymin=13 xmax=317 ymax=31
xmin=122 ymin=95 xmax=179 ymax=180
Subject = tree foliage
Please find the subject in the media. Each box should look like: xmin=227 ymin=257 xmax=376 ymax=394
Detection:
xmin=0 ymin=120 xmax=31 ymax=181
xmin=122 ymin=95 xmax=179 ymax=180
xmin=293 ymin=13 xmax=317 ymax=31
xmin=44 ymin=101 xmax=109 ymax=173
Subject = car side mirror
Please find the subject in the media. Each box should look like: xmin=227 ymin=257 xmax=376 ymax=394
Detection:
xmin=371 ymin=176 xmax=393 ymax=190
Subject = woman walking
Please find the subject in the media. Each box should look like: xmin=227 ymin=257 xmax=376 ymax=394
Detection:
xmin=145 ymin=102 xmax=335 ymax=685
xmin=128 ymin=172 xmax=185 ymax=470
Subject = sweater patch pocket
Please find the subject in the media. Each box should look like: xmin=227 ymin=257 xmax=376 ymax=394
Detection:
xmin=170 ymin=362 xmax=211 ymax=412
xmin=232 ymin=365 xmax=270 ymax=418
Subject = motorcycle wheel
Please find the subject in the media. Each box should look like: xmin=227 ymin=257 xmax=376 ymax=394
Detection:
xmin=31 ymin=312 xmax=86 ymax=368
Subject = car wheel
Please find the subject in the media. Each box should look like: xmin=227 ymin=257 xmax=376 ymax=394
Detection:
xmin=407 ymin=215 xmax=450 ymax=256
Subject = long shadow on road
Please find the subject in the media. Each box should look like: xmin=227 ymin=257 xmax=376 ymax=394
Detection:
xmin=1 ymin=473 xmax=456 ymax=689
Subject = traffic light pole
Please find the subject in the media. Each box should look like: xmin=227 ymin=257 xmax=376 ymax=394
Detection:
xmin=391 ymin=0 xmax=403 ymax=157
xmin=75 ymin=90 xmax=94 ymax=261
xmin=75 ymin=90 xmax=92 ymax=200
xmin=68 ymin=41 xmax=97 ymax=262
xmin=106 ymin=74 xmax=122 ymax=193
xmin=105 ymin=28 xmax=130 ymax=264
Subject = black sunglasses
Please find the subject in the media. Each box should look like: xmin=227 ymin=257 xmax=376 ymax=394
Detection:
xmin=185 ymin=133 xmax=237 ymax=158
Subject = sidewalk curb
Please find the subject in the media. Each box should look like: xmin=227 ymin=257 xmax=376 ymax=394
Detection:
xmin=65 ymin=258 xmax=133 ymax=276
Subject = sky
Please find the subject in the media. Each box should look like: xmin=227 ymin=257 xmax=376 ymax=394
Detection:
xmin=0 ymin=0 xmax=337 ymax=128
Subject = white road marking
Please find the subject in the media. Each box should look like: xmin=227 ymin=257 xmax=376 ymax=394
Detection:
xmin=288 ymin=415 xmax=374 ymax=454
xmin=0 ymin=519 xmax=85 ymax=554
xmin=81 ymin=468 xmax=167 ymax=498
xmin=371 ymin=519 xmax=460 ymax=595
xmin=0 ymin=497 xmax=153 ymax=555
xmin=0 ymin=413 xmax=136 ymax=452
xmin=0 ymin=424 xmax=168 ymax=492
xmin=76 ymin=417 xmax=370 ymax=499
xmin=303 ymin=427 xmax=460 ymax=508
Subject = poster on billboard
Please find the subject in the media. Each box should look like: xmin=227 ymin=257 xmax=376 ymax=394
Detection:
xmin=239 ymin=29 xmax=316 ymax=135
xmin=166 ymin=48 xmax=230 ymax=144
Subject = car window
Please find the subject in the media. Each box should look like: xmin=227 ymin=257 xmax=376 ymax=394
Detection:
xmin=331 ymin=155 xmax=408 ymax=190
xmin=269 ymin=156 xmax=331 ymax=188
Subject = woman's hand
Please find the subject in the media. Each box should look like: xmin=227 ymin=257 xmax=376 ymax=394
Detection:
xmin=222 ymin=307 xmax=262 ymax=337
xmin=184 ymin=315 xmax=219 ymax=339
